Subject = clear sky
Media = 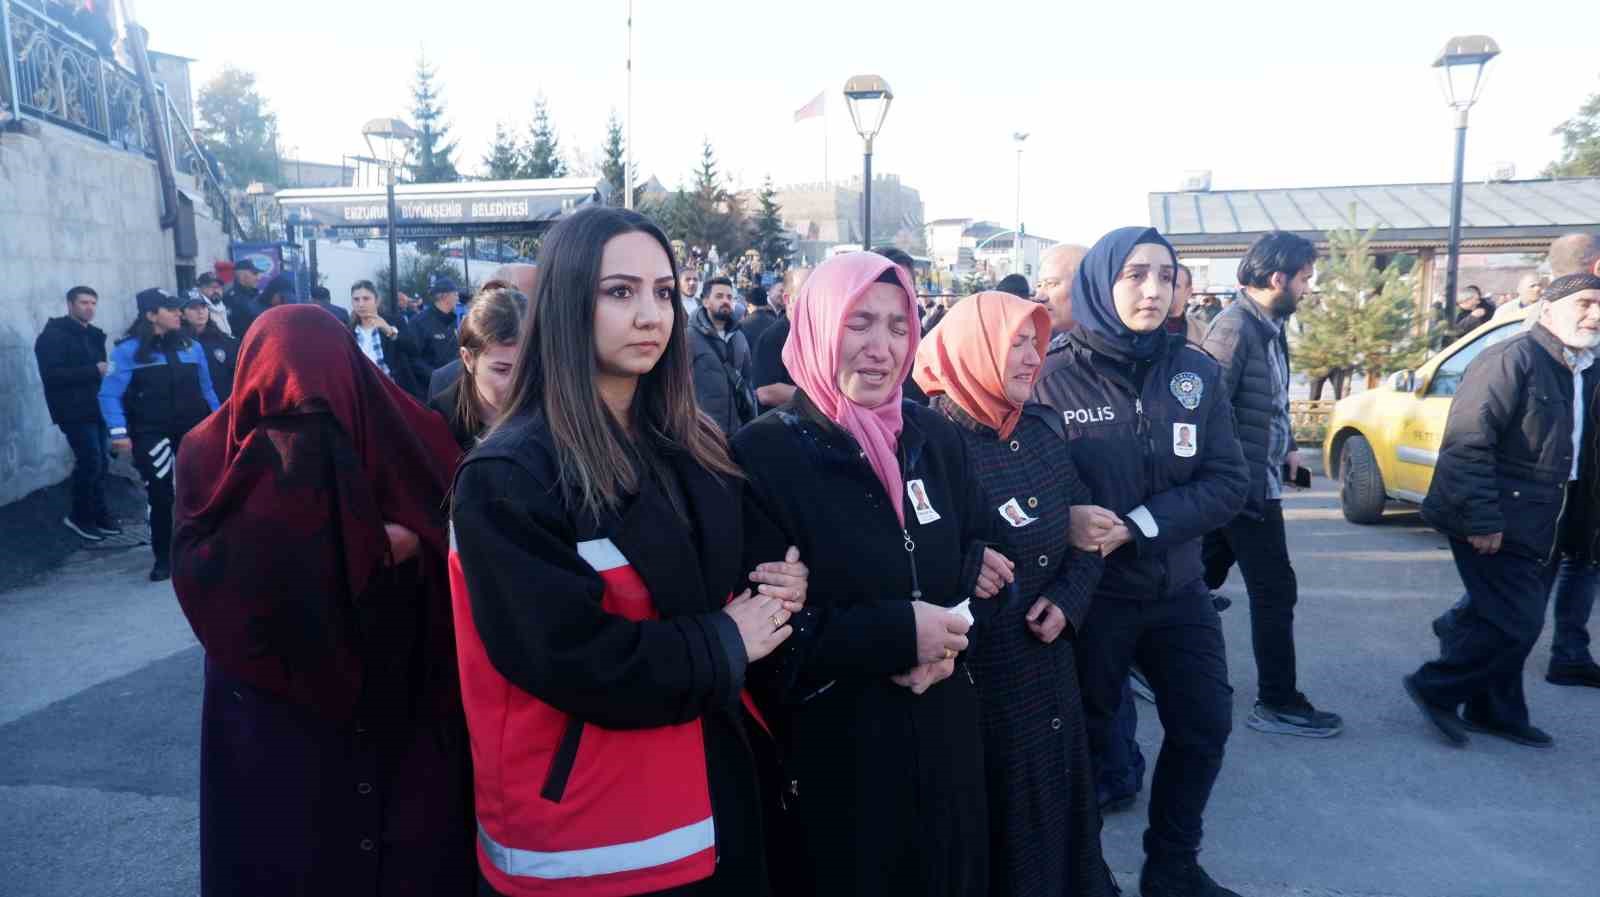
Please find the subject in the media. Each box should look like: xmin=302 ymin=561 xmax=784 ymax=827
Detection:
xmin=136 ymin=0 xmax=1596 ymax=245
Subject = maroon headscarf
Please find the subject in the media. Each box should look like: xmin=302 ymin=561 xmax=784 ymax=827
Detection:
xmin=173 ymin=305 xmax=462 ymax=720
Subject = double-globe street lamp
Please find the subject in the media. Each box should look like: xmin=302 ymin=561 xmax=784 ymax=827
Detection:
xmin=1433 ymin=34 xmax=1500 ymax=325
xmin=844 ymin=75 xmax=894 ymax=251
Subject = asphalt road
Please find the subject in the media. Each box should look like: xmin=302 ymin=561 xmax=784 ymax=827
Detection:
xmin=1 ymin=464 xmax=1596 ymax=896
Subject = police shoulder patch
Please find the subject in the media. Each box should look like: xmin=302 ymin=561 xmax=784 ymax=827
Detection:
xmin=1170 ymin=372 xmax=1203 ymax=410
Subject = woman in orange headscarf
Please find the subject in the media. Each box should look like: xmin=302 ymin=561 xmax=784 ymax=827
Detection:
xmin=914 ymin=291 xmax=1115 ymax=897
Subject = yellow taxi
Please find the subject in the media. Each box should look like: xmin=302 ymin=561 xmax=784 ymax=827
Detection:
xmin=1322 ymin=305 xmax=1534 ymax=523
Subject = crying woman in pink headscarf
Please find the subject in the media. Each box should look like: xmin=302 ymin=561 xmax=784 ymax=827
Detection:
xmin=731 ymin=251 xmax=1014 ymax=897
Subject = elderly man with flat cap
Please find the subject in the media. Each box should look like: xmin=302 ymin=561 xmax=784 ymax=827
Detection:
xmin=1407 ymin=272 xmax=1600 ymax=748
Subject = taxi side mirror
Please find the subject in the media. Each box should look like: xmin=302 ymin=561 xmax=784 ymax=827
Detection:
xmin=1386 ymin=370 xmax=1415 ymax=392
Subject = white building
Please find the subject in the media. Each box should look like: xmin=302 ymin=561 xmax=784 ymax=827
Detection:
xmin=925 ymin=218 xmax=1058 ymax=288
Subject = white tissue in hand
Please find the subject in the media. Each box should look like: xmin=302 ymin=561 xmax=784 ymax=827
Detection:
xmin=951 ymin=599 xmax=974 ymax=626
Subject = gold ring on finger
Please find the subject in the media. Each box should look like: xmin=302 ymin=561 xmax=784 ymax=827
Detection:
xmin=770 ymin=614 xmax=783 ymax=628
xmin=943 ymin=648 xmax=954 ymax=661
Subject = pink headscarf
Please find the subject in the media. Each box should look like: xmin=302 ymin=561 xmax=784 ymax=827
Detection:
xmin=783 ymin=252 xmax=922 ymax=527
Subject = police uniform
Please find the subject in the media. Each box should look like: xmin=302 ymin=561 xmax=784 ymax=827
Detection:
xmin=99 ymin=290 xmax=220 ymax=578
xmin=1031 ymin=227 xmax=1248 ymax=888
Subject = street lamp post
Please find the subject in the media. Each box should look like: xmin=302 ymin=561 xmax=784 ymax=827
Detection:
xmin=844 ymin=75 xmax=894 ymax=251
xmin=362 ymin=117 xmax=418 ymax=315
xmin=1012 ymin=131 xmax=1028 ymax=279
xmin=1433 ymin=34 xmax=1500 ymax=326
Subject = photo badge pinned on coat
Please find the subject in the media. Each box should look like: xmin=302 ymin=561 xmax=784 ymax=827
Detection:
xmin=998 ymin=497 xmax=1038 ymax=528
xmin=907 ymin=478 xmax=941 ymax=525
xmin=1170 ymin=371 xmax=1203 ymax=410
xmin=1173 ymin=423 xmax=1198 ymax=458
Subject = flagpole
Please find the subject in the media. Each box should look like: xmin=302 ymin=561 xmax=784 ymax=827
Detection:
xmin=624 ymin=0 xmax=634 ymax=210
xmin=824 ymin=98 xmax=830 ymax=186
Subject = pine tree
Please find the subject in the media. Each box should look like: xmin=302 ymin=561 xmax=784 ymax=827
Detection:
xmin=753 ymin=176 xmax=792 ymax=270
xmin=1294 ymin=206 xmax=1426 ymax=392
xmin=600 ymin=111 xmax=629 ymax=205
xmin=408 ymin=51 xmax=459 ymax=183
xmin=522 ymin=97 xmax=567 ymax=179
xmin=482 ymin=122 xmax=523 ymax=179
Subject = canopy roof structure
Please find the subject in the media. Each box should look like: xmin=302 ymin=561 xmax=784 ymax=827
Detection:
xmin=1149 ymin=177 xmax=1600 ymax=257
xmin=276 ymin=177 xmax=609 ymax=239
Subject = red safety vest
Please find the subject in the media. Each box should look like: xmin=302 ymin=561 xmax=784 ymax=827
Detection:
xmin=449 ymin=532 xmax=718 ymax=897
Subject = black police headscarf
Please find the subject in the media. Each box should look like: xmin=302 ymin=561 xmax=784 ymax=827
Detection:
xmin=1069 ymin=226 xmax=1178 ymax=363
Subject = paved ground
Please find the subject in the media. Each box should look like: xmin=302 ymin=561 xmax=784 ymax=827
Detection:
xmin=1 ymin=460 xmax=1596 ymax=896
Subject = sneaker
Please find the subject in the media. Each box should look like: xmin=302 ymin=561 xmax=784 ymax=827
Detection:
xmin=1139 ymin=853 xmax=1242 ymax=897
xmin=1210 ymin=592 xmax=1232 ymax=612
xmin=1460 ymin=714 xmax=1554 ymax=749
xmin=94 ymin=518 xmax=124 ymax=536
xmin=149 ymin=560 xmax=171 ymax=582
xmin=1403 ymin=674 xmax=1468 ymax=746
xmin=63 ymin=517 xmax=105 ymax=542
xmin=1246 ymin=693 xmax=1343 ymax=738
xmin=1546 ymin=662 xmax=1600 ymax=689
xmin=1129 ymin=667 xmax=1156 ymax=704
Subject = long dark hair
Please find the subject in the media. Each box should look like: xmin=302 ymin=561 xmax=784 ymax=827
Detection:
xmin=123 ymin=312 xmax=189 ymax=363
xmin=499 ymin=207 xmax=739 ymax=520
xmin=453 ymin=288 xmax=523 ymax=442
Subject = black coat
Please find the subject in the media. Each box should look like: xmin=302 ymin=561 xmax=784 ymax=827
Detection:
xmin=402 ymin=305 xmax=460 ymax=401
xmin=688 ymin=308 xmax=757 ymax=435
xmin=221 ymin=284 xmax=260 ymax=339
xmin=740 ymin=308 xmax=781 ymax=355
xmin=936 ymin=400 xmax=1109 ymax=897
xmin=451 ymin=411 xmax=771 ymax=897
xmin=1422 ymin=325 xmax=1599 ymax=563
xmin=191 ymin=324 xmax=239 ymax=402
xmin=1200 ymin=296 xmax=1297 ymax=518
xmin=34 ymin=315 xmax=107 ymax=425
xmin=1031 ymin=332 xmax=1248 ymax=603
xmin=733 ymin=396 xmax=991 ymax=897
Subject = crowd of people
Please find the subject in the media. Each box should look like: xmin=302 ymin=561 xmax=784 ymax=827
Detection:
xmin=27 ymin=210 xmax=1600 ymax=897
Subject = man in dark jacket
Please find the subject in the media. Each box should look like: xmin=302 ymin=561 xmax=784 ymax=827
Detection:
xmin=688 ymin=277 xmax=756 ymax=434
xmin=1405 ymin=273 xmax=1600 ymax=749
xmin=221 ymin=259 xmax=262 ymax=329
xmin=310 ymin=286 xmax=350 ymax=326
xmin=34 ymin=286 xmax=117 ymax=540
xmin=753 ymin=267 xmax=808 ymax=412
xmin=402 ymin=275 xmax=461 ymax=401
xmin=1202 ymin=232 xmax=1344 ymax=739
xmin=738 ymin=285 xmax=779 ymax=353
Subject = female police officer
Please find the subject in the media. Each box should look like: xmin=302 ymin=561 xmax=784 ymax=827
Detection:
xmin=1031 ymin=227 xmax=1248 ymax=897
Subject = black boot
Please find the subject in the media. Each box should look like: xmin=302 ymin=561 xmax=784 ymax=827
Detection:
xmin=149 ymin=559 xmax=171 ymax=582
xmin=1140 ymin=852 xmax=1242 ymax=897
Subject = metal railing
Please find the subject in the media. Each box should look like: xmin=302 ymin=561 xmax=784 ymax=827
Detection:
xmin=3 ymin=0 xmax=153 ymax=154
xmin=163 ymin=88 xmax=243 ymax=240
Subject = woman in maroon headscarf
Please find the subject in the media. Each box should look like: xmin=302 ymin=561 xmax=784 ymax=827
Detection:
xmin=172 ymin=304 xmax=475 ymax=896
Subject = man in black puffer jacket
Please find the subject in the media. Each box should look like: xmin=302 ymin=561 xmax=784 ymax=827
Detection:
xmin=1405 ymin=274 xmax=1600 ymax=749
xmin=34 ymin=286 xmax=116 ymax=540
xmin=1202 ymin=232 xmax=1343 ymax=739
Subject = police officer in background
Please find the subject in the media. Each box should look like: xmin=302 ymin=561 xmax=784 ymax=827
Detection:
xmin=401 ymin=275 xmax=462 ymax=400
xmin=1033 ymin=226 xmax=1248 ymax=897
xmin=220 ymin=260 xmax=262 ymax=333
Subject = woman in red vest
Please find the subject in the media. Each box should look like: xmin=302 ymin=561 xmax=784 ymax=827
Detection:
xmin=449 ymin=206 xmax=809 ymax=897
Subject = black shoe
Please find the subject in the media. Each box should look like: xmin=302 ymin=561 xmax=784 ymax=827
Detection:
xmin=1210 ymin=592 xmax=1232 ymax=612
xmin=1246 ymin=693 xmax=1343 ymax=738
xmin=1403 ymin=674 xmax=1468 ymax=746
xmin=1431 ymin=614 xmax=1450 ymax=640
xmin=63 ymin=517 xmax=104 ymax=542
xmin=149 ymin=561 xmax=171 ymax=582
xmin=1139 ymin=853 xmax=1242 ymax=897
xmin=1546 ymin=662 xmax=1600 ymax=689
xmin=1459 ymin=715 xmax=1554 ymax=749
xmin=94 ymin=518 xmax=124 ymax=536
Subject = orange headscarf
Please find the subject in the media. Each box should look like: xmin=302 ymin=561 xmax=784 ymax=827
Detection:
xmin=913 ymin=291 xmax=1050 ymax=440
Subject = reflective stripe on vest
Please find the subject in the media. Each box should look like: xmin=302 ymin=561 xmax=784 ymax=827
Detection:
xmin=478 ymin=816 xmax=715 ymax=880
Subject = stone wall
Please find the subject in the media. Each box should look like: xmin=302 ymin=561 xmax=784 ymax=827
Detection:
xmin=0 ymin=123 xmax=227 ymax=506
